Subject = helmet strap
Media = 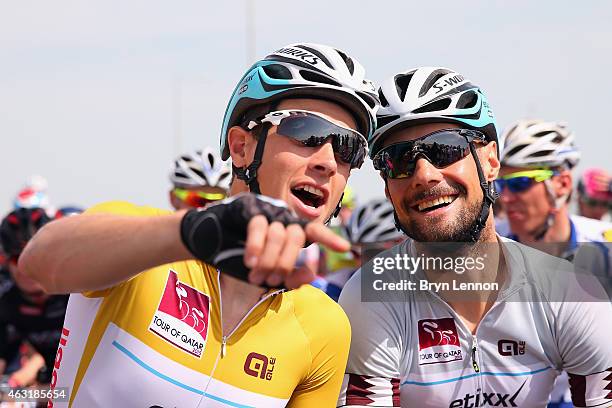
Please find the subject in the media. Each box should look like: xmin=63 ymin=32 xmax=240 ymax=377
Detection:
xmin=232 ymin=122 xmax=272 ymax=195
xmin=467 ymin=142 xmax=499 ymax=242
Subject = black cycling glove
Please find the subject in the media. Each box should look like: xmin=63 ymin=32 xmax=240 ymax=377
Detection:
xmin=180 ymin=193 xmax=307 ymax=286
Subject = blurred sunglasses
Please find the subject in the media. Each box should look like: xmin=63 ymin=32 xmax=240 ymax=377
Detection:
xmin=372 ymin=129 xmax=487 ymax=179
xmin=173 ymin=188 xmax=226 ymax=207
xmin=494 ymin=169 xmax=557 ymax=194
xmin=246 ymin=110 xmax=368 ymax=169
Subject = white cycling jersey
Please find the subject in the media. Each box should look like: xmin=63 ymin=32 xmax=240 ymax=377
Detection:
xmin=337 ymin=237 xmax=612 ymax=408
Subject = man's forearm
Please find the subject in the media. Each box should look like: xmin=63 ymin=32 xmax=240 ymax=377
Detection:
xmin=19 ymin=211 xmax=192 ymax=294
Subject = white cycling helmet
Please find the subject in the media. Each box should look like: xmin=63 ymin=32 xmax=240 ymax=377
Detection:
xmin=345 ymin=199 xmax=405 ymax=244
xmin=501 ymin=119 xmax=580 ymax=169
xmin=170 ymin=147 xmax=232 ymax=190
xmin=371 ymin=67 xmax=497 ymax=157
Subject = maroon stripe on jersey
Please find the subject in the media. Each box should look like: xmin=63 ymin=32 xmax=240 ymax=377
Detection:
xmin=391 ymin=378 xmax=400 ymax=406
xmin=605 ymin=368 xmax=612 ymax=400
xmin=569 ymin=373 xmax=586 ymax=407
xmin=346 ymin=374 xmax=375 ymax=405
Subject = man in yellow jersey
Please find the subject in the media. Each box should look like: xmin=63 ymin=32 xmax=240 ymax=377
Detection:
xmin=19 ymin=43 xmax=379 ymax=407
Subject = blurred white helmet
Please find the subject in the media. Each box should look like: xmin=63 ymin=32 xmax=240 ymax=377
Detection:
xmin=501 ymin=119 xmax=580 ymax=169
xmin=170 ymin=147 xmax=232 ymax=190
xmin=345 ymin=199 xmax=405 ymax=244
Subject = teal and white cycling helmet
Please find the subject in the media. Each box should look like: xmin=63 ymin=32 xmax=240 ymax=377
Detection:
xmin=370 ymin=67 xmax=498 ymax=157
xmin=220 ymin=43 xmax=379 ymax=162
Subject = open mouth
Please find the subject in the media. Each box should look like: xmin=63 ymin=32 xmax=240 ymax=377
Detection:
xmin=291 ymin=184 xmax=326 ymax=209
xmin=412 ymin=194 xmax=458 ymax=213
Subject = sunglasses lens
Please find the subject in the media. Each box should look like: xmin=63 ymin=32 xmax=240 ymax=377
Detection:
xmin=276 ymin=114 xmax=366 ymax=168
xmin=494 ymin=179 xmax=505 ymax=193
xmin=506 ymin=177 xmax=534 ymax=193
xmin=374 ymin=130 xmax=471 ymax=179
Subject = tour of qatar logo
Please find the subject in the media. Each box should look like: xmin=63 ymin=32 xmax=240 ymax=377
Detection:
xmin=417 ymin=318 xmax=462 ymax=365
xmin=148 ymin=270 xmax=210 ymax=358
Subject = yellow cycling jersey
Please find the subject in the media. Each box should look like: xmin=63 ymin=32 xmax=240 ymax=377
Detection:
xmin=49 ymin=201 xmax=351 ymax=408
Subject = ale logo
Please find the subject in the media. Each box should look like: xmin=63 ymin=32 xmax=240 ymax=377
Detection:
xmin=244 ymin=352 xmax=276 ymax=381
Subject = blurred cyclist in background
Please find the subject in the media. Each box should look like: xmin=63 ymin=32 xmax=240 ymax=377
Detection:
xmin=0 ymin=208 xmax=68 ymax=389
xmin=323 ymin=198 xmax=405 ymax=301
xmin=13 ymin=176 xmax=54 ymax=217
xmin=168 ymin=147 xmax=232 ymax=209
xmin=577 ymin=167 xmax=612 ymax=223
xmin=497 ymin=119 xmax=612 ymax=407
xmin=497 ymin=119 xmax=612 ymax=257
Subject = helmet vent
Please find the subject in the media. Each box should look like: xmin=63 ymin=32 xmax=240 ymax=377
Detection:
xmin=207 ymin=152 xmax=215 ymax=168
xmin=412 ymin=98 xmax=451 ymax=114
xmin=335 ymin=49 xmax=355 ymax=75
xmin=296 ymin=44 xmax=334 ymax=69
xmin=299 ymin=70 xmax=341 ymax=87
xmin=506 ymin=144 xmax=528 ymax=157
xmin=394 ymin=73 xmax=414 ymax=101
xmin=262 ymin=64 xmax=293 ymax=80
xmin=378 ymin=89 xmax=389 ymax=107
xmin=377 ymin=114 xmax=400 ymax=128
xmin=357 ymin=91 xmax=378 ymax=109
xmin=192 ymin=168 xmax=205 ymax=179
xmin=418 ymin=69 xmax=452 ymax=97
xmin=532 ymin=131 xmax=552 ymax=139
xmin=456 ymin=91 xmax=478 ymax=109
xmin=530 ymin=150 xmax=554 ymax=158
xmin=551 ymin=135 xmax=564 ymax=143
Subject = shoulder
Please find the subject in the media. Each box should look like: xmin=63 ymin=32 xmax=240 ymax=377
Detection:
xmin=85 ymin=201 xmax=172 ymax=217
xmin=571 ymin=214 xmax=612 ymax=242
xmin=289 ymin=284 xmax=351 ymax=347
xmin=500 ymin=237 xmax=608 ymax=302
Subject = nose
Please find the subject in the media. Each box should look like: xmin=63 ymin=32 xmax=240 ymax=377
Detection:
xmin=498 ymin=184 xmax=517 ymax=204
xmin=308 ymin=140 xmax=338 ymax=177
xmin=408 ymin=156 xmax=443 ymax=189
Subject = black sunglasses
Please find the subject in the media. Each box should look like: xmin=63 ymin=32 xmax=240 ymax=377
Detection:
xmin=372 ymin=129 xmax=487 ymax=179
xmin=246 ymin=110 xmax=368 ymax=169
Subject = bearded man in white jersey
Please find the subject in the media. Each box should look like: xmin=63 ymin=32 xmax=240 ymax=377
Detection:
xmin=337 ymin=67 xmax=612 ymax=408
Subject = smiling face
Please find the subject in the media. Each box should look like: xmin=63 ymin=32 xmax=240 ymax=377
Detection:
xmin=382 ymin=123 xmax=499 ymax=242
xmin=228 ymin=98 xmax=357 ymax=223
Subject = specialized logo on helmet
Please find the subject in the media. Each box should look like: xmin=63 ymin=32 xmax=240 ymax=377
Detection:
xmin=448 ymin=380 xmax=527 ymax=407
xmin=148 ymin=270 xmax=210 ymax=358
xmin=274 ymin=47 xmax=319 ymax=66
xmin=417 ymin=318 xmax=462 ymax=365
xmin=432 ymin=74 xmax=465 ymax=95
xmin=244 ymin=352 xmax=276 ymax=381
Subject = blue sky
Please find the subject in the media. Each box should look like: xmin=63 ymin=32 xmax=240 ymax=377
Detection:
xmin=1 ymin=0 xmax=611 ymax=212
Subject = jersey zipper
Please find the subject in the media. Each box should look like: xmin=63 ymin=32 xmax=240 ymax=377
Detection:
xmin=471 ymin=335 xmax=480 ymax=373
xmin=198 ymin=272 xmax=283 ymax=407
xmin=211 ymin=281 xmax=282 ymax=375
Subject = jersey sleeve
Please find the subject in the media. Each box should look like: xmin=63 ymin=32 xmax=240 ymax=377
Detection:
xmin=287 ymin=287 xmax=352 ymax=408
xmin=81 ymin=201 xmax=172 ymax=298
xmin=554 ymin=277 xmax=612 ymax=407
xmin=337 ymin=271 xmax=403 ymax=407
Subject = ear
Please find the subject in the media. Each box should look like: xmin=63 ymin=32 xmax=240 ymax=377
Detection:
xmin=479 ymin=141 xmax=500 ymax=182
xmin=169 ymin=190 xmax=181 ymax=210
xmin=384 ymin=181 xmax=390 ymax=200
xmin=553 ymin=170 xmax=573 ymax=198
xmin=227 ymin=126 xmax=254 ymax=167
